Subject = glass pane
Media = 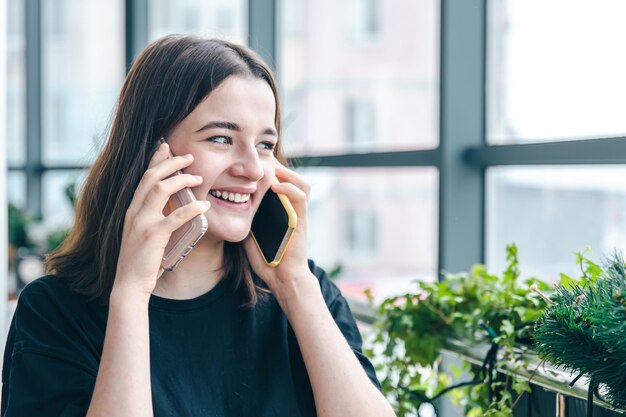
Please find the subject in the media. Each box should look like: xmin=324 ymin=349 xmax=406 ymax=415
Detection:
xmin=487 ymin=166 xmax=626 ymax=280
xmin=42 ymin=170 xmax=87 ymax=228
xmin=41 ymin=0 xmax=125 ymax=166
xmin=488 ymin=1 xmax=626 ymax=144
xmin=149 ymin=0 xmax=247 ymax=44
xmin=301 ymin=167 xmax=438 ymax=302
xmin=7 ymin=0 xmax=26 ymax=166
xmin=7 ymin=171 xmax=26 ymax=210
xmin=279 ymin=0 xmax=439 ymax=155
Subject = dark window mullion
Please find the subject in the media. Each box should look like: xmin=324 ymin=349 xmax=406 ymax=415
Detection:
xmin=248 ymin=0 xmax=276 ymax=70
xmin=438 ymin=0 xmax=486 ymax=273
xmin=125 ymin=0 xmax=148 ymax=72
xmin=465 ymin=136 xmax=626 ymax=167
xmin=25 ymin=0 xmax=42 ymax=217
xmin=290 ymin=149 xmax=440 ymax=168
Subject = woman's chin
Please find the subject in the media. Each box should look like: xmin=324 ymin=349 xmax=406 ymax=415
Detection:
xmin=221 ymin=230 xmax=252 ymax=243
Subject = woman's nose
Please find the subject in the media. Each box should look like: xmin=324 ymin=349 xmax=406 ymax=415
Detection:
xmin=230 ymin=144 xmax=264 ymax=181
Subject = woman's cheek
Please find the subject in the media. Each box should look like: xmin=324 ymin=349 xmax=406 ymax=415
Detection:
xmin=262 ymin=160 xmax=276 ymax=183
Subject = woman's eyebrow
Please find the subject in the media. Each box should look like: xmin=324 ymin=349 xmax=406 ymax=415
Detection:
xmin=195 ymin=121 xmax=277 ymax=137
xmin=195 ymin=121 xmax=241 ymax=133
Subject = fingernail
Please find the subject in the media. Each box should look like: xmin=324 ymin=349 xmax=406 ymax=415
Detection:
xmin=200 ymin=201 xmax=211 ymax=210
xmin=184 ymin=154 xmax=194 ymax=159
xmin=193 ymin=175 xmax=203 ymax=182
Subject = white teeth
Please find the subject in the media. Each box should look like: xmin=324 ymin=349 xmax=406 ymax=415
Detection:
xmin=210 ymin=190 xmax=250 ymax=203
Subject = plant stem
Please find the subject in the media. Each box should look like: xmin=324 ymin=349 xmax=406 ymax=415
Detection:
xmin=511 ymin=359 xmax=545 ymax=409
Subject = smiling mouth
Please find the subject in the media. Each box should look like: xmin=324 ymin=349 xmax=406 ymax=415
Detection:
xmin=209 ymin=190 xmax=251 ymax=203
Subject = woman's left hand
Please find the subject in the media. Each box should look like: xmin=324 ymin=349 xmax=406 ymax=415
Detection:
xmin=244 ymin=161 xmax=318 ymax=297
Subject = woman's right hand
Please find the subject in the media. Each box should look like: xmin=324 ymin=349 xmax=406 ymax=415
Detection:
xmin=112 ymin=141 xmax=210 ymax=299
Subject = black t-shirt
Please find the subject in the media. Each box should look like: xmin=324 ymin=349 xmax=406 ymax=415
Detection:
xmin=1 ymin=260 xmax=380 ymax=417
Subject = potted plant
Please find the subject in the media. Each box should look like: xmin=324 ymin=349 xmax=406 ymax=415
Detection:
xmin=367 ymin=244 xmax=552 ymax=416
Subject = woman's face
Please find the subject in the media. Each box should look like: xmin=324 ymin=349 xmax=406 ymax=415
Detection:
xmin=166 ymin=75 xmax=278 ymax=243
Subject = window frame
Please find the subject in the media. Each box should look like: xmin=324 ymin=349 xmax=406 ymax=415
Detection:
xmin=12 ymin=0 xmax=626 ymax=288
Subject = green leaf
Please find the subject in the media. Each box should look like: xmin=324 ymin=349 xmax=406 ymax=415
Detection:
xmin=559 ymin=273 xmax=576 ymax=289
xmin=512 ymin=381 xmax=531 ymax=394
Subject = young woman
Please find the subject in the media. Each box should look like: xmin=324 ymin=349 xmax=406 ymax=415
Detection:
xmin=1 ymin=35 xmax=395 ymax=417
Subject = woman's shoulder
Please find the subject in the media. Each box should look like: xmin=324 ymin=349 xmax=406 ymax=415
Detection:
xmin=14 ymin=275 xmax=106 ymax=333
xmin=17 ymin=275 xmax=82 ymax=308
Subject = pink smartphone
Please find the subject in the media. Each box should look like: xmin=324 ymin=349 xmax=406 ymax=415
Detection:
xmin=159 ymin=139 xmax=208 ymax=271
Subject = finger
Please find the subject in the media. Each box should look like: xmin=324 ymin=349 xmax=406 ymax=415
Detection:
xmin=142 ymin=173 xmax=203 ymax=213
xmin=161 ymin=200 xmax=210 ymax=234
xmin=270 ymin=182 xmax=308 ymax=219
xmin=132 ymin=154 xmax=195 ymax=209
xmin=148 ymin=141 xmax=170 ymax=169
xmin=274 ymin=164 xmax=311 ymax=197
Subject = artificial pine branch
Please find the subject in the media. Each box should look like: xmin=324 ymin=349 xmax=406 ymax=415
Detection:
xmin=534 ymin=253 xmax=626 ymax=411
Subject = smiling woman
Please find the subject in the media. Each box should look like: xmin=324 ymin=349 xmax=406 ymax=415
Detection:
xmin=1 ymin=35 xmax=395 ymax=417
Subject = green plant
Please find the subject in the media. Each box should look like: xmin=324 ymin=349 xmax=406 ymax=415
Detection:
xmin=534 ymin=252 xmax=626 ymax=411
xmin=367 ymin=244 xmax=551 ymax=417
xmin=8 ymin=203 xmax=32 ymax=249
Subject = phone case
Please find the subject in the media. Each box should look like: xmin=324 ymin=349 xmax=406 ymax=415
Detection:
xmin=160 ymin=141 xmax=208 ymax=271
xmin=250 ymin=180 xmax=298 ymax=267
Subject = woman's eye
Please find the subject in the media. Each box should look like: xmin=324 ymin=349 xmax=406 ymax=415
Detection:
xmin=207 ymin=136 xmax=231 ymax=145
xmin=258 ymin=141 xmax=276 ymax=151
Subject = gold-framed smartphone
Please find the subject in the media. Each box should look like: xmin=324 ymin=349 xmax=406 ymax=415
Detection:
xmin=159 ymin=139 xmax=208 ymax=271
xmin=250 ymin=179 xmax=298 ymax=267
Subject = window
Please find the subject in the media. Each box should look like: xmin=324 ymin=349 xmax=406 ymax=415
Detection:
xmin=149 ymin=0 xmax=247 ymax=44
xmin=487 ymin=166 xmax=626 ymax=279
xmin=345 ymin=208 xmax=378 ymax=259
xmin=42 ymin=171 xmax=86 ymax=227
xmin=486 ymin=0 xmax=626 ymax=283
xmin=279 ymin=0 xmax=439 ymax=156
xmin=280 ymin=0 xmax=440 ymax=302
xmin=42 ymin=0 xmax=125 ymax=166
xmin=300 ymin=167 xmax=438 ymax=302
xmin=487 ymin=0 xmax=626 ymax=144
xmin=346 ymin=99 xmax=376 ymax=150
xmin=345 ymin=0 xmax=379 ymax=42
xmin=7 ymin=173 xmax=26 ymax=210
xmin=7 ymin=0 xmax=25 ymax=166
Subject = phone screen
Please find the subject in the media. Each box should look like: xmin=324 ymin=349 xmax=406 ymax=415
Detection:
xmin=251 ymin=189 xmax=293 ymax=263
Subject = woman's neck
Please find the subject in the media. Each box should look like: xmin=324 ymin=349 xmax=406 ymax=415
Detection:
xmin=152 ymin=237 xmax=225 ymax=300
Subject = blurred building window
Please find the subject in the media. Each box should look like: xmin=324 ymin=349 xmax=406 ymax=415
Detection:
xmin=49 ymin=0 xmax=68 ymax=38
xmin=488 ymin=0 xmax=626 ymax=144
xmin=346 ymin=0 xmax=379 ymax=42
xmin=148 ymin=0 xmax=247 ymax=44
xmin=345 ymin=208 xmax=378 ymax=260
xmin=346 ymin=99 xmax=376 ymax=150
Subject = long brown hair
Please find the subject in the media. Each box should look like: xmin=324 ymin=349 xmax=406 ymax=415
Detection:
xmin=45 ymin=35 xmax=285 ymax=305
